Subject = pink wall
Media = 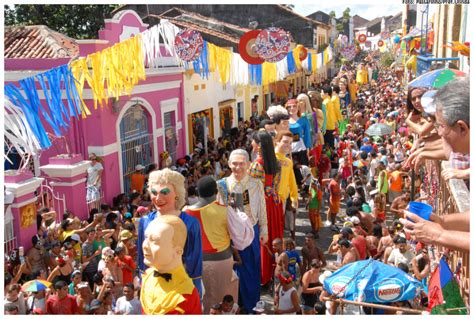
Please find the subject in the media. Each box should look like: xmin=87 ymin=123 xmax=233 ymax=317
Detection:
xmin=5 ymin=10 xmax=186 ymax=209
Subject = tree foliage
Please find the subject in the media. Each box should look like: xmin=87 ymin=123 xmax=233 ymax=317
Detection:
xmin=380 ymin=52 xmax=396 ymax=67
xmin=329 ymin=10 xmax=336 ymax=18
xmin=4 ymin=4 xmax=119 ymax=39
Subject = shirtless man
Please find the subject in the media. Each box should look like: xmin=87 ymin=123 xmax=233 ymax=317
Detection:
xmin=301 ymin=233 xmax=326 ymax=274
xmin=390 ymin=192 xmax=410 ymax=218
xmin=336 ymin=239 xmax=358 ymax=268
xmin=272 ymin=238 xmax=288 ymax=298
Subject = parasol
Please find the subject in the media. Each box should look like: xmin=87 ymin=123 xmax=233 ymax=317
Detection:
xmin=323 ymin=259 xmax=423 ymax=303
xmin=408 ymin=68 xmax=466 ymax=89
xmin=21 ymin=279 xmax=52 ymax=292
xmin=366 ymin=123 xmax=394 ymax=136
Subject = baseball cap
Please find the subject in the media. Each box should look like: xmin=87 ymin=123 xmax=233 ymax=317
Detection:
xmin=363 ymin=137 xmax=369 ymax=143
xmin=135 ymin=164 xmax=145 ymax=171
xmin=349 ymin=216 xmax=360 ymax=225
xmin=70 ymin=234 xmax=81 ymax=243
xmin=77 ymin=282 xmax=89 ymax=289
xmin=124 ymin=212 xmax=133 ymax=219
xmin=119 ymin=230 xmax=133 ymax=241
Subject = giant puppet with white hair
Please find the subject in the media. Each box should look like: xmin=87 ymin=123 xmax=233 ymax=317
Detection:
xmin=216 ymin=149 xmax=267 ymax=314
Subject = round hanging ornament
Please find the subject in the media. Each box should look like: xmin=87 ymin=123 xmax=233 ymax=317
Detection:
xmin=239 ymin=30 xmax=265 ymax=65
xmin=255 ymin=27 xmax=291 ymax=63
xmin=174 ymin=29 xmax=204 ymax=62
xmin=358 ymin=34 xmax=367 ymax=43
xmin=296 ymin=45 xmax=308 ymax=61
xmin=378 ymin=40 xmax=384 ymax=47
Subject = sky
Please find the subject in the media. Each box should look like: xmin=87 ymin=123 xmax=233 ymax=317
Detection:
xmin=292 ymin=2 xmax=403 ymax=21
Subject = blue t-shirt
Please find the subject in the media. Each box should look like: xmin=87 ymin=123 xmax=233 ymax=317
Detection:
xmin=360 ymin=145 xmax=373 ymax=154
xmin=285 ymin=250 xmax=301 ymax=279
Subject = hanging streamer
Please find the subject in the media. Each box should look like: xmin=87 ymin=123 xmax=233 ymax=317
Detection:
xmin=292 ymin=49 xmax=302 ymax=70
xmin=262 ymin=62 xmax=277 ymax=87
xmin=286 ymin=51 xmax=297 ymax=74
xmin=230 ymin=52 xmax=250 ymax=86
xmin=4 ymin=83 xmax=52 ymax=148
xmin=249 ymin=64 xmax=262 ymax=85
xmin=307 ymin=53 xmax=312 ymax=73
xmin=86 ymin=50 xmax=108 ymax=108
xmin=311 ymin=52 xmax=317 ymax=73
xmin=192 ymin=40 xmax=210 ymax=79
xmin=276 ymin=56 xmax=289 ymax=81
xmin=214 ymin=45 xmax=232 ymax=84
xmin=36 ymin=68 xmax=71 ymax=132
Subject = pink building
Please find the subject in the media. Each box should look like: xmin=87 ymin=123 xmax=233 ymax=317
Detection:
xmin=4 ymin=10 xmax=186 ymax=251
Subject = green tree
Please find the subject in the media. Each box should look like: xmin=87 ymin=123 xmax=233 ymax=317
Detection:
xmin=329 ymin=10 xmax=336 ymax=18
xmin=4 ymin=4 xmax=119 ymax=39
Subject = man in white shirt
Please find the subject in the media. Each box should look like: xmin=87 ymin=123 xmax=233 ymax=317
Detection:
xmin=387 ymin=236 xmax=415 ymax=269
xmin=114 ymin=283 xmax=141 ymax=315
xmin=86 ymin=153 xmax=103 ymax=203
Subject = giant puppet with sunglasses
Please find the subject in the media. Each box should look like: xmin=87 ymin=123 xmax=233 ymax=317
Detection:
xmin=136 ymin=169 xmax=203 ymax=299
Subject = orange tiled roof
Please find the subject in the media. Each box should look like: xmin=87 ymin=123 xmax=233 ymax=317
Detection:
xmin=4 ymin=25 xmax=79 ymax=59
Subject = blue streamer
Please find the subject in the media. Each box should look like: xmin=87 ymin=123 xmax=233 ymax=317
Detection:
xmin=307 ymin=53 xmax=312 ymax=72
xmin=36 ymin=70 xmax=69 ymax=133
xmin=4 ymin=83 xmax=52 ymax=148
xmin=63 ymin=65 xmax=83 ymax=117
xmin=287 ymin=51 xmax=296 ymax=74
xmin=199 ymin=41 xmax=209 ymax=79
xmin=248 ymin=64 xmax=262 ymax=85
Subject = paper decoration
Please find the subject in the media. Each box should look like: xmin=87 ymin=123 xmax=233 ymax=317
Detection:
xmin=341 ymin=45 xmax=357 ymax=61
xmin=296 ymin=45 xmax=308 ymax=61
xmin=4 ymin=99 xmax=42 ymax=169
xmin=378 ymin=40 xmax=384 ymax=47
xmin=239 ymin=30 xmax=264 ymax=65
xmin=381 ymin=30 xmax=390 ymax=40
xmin=141 ymin=20 xmax=183 ymax=68
xmin=174 ymin=29 xmax=204 ymax=62
xmin=358 ymin=34 xmax=367 ymax=43
xmin=255 ymin=27 xmax=290 ymax=63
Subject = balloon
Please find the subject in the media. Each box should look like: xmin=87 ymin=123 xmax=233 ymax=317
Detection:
xmin=393 ymin=35 xmax=401 ymax=44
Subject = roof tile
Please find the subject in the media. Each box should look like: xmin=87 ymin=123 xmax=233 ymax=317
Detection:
xmin=4 ymin=25 xmax=79 ymax=59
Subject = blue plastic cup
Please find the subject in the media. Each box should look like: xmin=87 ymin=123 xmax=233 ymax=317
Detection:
xmin=407 ymin=201 xmax=433 ymax=221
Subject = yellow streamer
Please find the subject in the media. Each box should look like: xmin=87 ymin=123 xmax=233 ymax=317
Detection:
xmin=324 ymin=49 xmax=329 ymax=65
xmin=207 ymin=42 xmax=216 ymax=73
xmin=311 ymin=52 xmax=317 ymax=73
xmin=214 ymin=46 xmax=232 ymax=84
xmin=262 ymin=62 xmax=277 ymax=87
xmin=86 ymin=50 xmax=108 ymax=109
xmin=292 ymin=48 xmax=302 ymax=70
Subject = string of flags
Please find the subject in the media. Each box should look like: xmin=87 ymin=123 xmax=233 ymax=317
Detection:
xmin=4 ymin=18 xmax=335 ymax=154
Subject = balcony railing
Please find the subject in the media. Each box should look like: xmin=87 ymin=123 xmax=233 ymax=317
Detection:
xmin=429 ymin=160 xmax=470 ymax=306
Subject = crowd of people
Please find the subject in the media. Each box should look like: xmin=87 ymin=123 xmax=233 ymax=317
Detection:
xmin=4 ymin=50 xmax=470 ymax=315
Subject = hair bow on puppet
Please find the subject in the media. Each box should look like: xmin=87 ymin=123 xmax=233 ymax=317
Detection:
xmin=278 ymin=274 xmax=293 ymax=285
xmin=160 ymin=151 xmax=169 ymax=160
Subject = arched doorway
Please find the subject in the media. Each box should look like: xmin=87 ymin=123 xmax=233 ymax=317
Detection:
xmin=119 ymin=103 xmax=154 ymax=194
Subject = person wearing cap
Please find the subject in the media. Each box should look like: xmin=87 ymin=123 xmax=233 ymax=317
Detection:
xmin=86 ymin=153 xmax=103 ymax=206
xmin=185 ymin=175 xmax=237 ymax=313
xmin=130 ymin=164 xmax=146 ymax=193
xmin=68 ymin=269 xmax=82 ymax=296
xmin=67 ymin=233 xmax=83 ymax=265
xmin=76 ymin=282 xmax=93 ymax=314
xmin=274 ymin=271 xmax=301 ymax=314
xmin=252 ymin=300 xmax=266 ymax=314
xmin=387 ymin=236 xmax=415 ymax=269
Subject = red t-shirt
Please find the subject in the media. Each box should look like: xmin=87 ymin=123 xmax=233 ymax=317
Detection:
xmin=119 ymin=255 xmax=136 ymax=285
xmin=352 ymin=236 xmax=367 ymax=260
xmin=46 ymin=294 xmax=78 ymax=314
